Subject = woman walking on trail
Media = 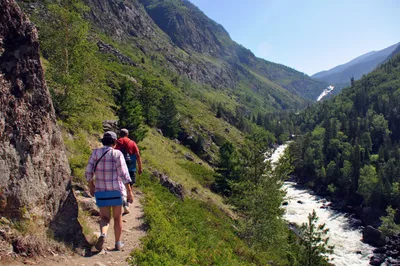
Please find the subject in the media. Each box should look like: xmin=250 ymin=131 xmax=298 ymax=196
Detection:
xmin=85 ymin=131 xmax=134 ymax=251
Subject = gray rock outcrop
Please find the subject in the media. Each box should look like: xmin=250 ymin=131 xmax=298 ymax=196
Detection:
xmin=0 ymin=0 xmax=85 ymax=246
xmin=152 ymin=171 xmax=184 ymax=200
xmin=363 ymin=226 xmax=386 ymax=247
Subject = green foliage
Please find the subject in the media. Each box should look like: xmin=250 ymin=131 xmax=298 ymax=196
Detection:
xmin=140 ymin=79 xmax=163 ymax=127
xmin=115 ymin=78 xmax=147 ymax=142
xmin=157 ymin=94 xmax=180 ymax=138
xmin=63 ymin=129 xmax=92 ymax=184
xmin=177 ymin=161 xmax=214 ymax=188
xmin=289 ymin=54 xmax=400 ymax=213
xmin=298 ymin=210 xmax=334 ymax=266
xmin=358 ymin=165 xmax=378 ymax=205
xmin=228 ymin=131 xmax=289 ymax=256
xmin=379 ymin=206 xmax=400 ymax=237
xmin=130 ymin=172 xmax=276 ymax=265
xmin=36 ymin=0 xmax=112 ymax=129
xmin=213 ymin=142 xmax=241 ymax=196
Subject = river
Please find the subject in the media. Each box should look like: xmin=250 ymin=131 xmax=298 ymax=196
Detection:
xmin=269 ymin=144 xmax=374 ymax=266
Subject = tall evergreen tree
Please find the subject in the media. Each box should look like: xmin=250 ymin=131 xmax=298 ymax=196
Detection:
xmin=116 ymin=79 xmax=147 ymax=142
xmin=299 ymin=210 xmax=334 ymax=266
xmin=157 ymin=94 xmax=180 ymax=138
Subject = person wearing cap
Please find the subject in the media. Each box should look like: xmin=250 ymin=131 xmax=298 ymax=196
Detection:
xmin=115 ymin=128 xmax=143 ymax=214
xmin=85 ymin=131 xmax=134 ymax=251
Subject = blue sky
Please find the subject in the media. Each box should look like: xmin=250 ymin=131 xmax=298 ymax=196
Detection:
xmin=189 ymin=0 xmax=400 ymax=76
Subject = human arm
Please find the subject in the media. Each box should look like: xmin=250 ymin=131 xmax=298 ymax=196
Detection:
xmin=136 ymin=151 xmax=143 ymax=175
xmin=89 ymin=179 xmax=95 ymax=196
xmin=125 ymin=183 xmax=133 ymax=203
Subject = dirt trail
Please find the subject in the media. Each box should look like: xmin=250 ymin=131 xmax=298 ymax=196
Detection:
xmin=2 ymin=189 xmax=146 ymax=266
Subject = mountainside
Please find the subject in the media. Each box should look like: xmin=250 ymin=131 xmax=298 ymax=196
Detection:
xmin=312 ymin=42 xmax=399 ymax=94
xmin=83 ymin=0 xmax=326 ymax=105
xmin=386 ymin=43 xmax=400 ymax=61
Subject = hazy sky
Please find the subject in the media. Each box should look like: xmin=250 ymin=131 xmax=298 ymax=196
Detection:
xmin=189 ymin=0 xmax=400 ymax=76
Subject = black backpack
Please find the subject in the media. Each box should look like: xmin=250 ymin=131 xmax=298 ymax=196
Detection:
xmin=121 ymin=141 xmax=133 ymax=168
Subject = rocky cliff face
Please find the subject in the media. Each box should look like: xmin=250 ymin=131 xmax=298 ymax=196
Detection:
xmin=84 ymin=0 xmax=238 ymax=90
xmin=0 ymin=0 xmax=83 ymax=245
xmin=83 ymin=0 xmax=326 ymax=103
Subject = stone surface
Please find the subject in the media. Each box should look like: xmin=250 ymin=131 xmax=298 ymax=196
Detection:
xmin=152 ymin=170 xmax=184 ymax=200
xmin=363 ymin=226 xmax=386 ymax=247
xmin=370 ymin=254 xmax=385 ymax=265
xmin=97 ymin=40 xmax=138 ymax=67
xmin=0 ymin=0 xmax=85 ymax=247
xmin=184 ymin=152 xmax=194 ymax=161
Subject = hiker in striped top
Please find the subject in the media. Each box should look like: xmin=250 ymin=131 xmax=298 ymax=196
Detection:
xmin=85 ymin=131 xmax=133 ymax=251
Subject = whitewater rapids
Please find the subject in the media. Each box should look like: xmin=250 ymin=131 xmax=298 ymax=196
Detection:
xmin=269 ymin=144 xmax=374 ymax=265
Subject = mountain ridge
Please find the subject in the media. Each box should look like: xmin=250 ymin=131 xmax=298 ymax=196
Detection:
xmin=312 ymin=42 xmax=399 ymax=94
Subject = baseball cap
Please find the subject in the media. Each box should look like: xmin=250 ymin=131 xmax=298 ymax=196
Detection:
xmin=102 ymin=131 xmax=117 ymax=141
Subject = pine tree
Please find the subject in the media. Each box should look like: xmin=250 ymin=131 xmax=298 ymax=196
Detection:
xmin=116 ymin=79 xmax=147 ymax=142
xmin=213 ymin=142 xmax=240 ymax=195
xmin=140 ymin=79 xmax=162 ymax=126
xmin=157 ymin=94 xmax=180 ymax=138
xmin=299 ymin=210 xmax=334 ymax=266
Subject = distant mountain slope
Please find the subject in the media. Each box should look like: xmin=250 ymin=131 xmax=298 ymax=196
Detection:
xmin=80 ymin=0 xmax=326 ymax=107
xmin=312 ymin=42 xmax=399 ymax=93
xmin=386 ymin=44 xmax=400 ymax=61
xmin=139 ymin=0 xmax=327 ymax=102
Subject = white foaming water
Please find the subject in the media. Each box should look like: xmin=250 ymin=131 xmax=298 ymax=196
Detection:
xmin=317 ymin=85 xmax=335 ymax=101
xmin=284 ymin=183 xmax=373 ymax=265
xmin=269 ymin=144 xmax=374 ymax=266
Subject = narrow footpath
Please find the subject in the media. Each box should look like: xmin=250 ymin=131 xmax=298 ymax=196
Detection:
xmin=3 ymin=189 xmax=146 ymax=266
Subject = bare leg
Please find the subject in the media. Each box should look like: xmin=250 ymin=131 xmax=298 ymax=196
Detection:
xmin=112 ymin=205 xmax=123 ymax=242
xmin=99 ymin=206 xmax=111 ymax=235
xmin=95 ymin=206 xmax=111 ymax=250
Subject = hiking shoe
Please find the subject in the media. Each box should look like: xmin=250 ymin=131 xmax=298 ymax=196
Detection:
xmin=123 ymin=206 xmax=130 ymax=215
xmin=115 ymin=241 xmax=125 ymax=251
xmin=95 ymin=235 xmax=105 ymax=251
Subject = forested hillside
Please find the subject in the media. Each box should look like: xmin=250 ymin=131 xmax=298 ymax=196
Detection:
xmin=290 ymin=52 xmax=400 ymax=229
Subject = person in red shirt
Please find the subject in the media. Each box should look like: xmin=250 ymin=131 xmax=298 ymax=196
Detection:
xmin=115 ymin=128 xmax=143 ymax=214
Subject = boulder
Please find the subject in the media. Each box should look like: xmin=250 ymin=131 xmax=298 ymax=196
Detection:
xmin=373 ymin=246 xmax=387 ymax=254
xmin=79 ymin=197 xmax=100 ymax=216
xmin=363 ymin=226 xmax=386 ymax=247
xmin=102 ymin=120 xmax=118 ymax=133
xmin=152 ymin=171 xmax=184 ymax=200
xmin=184 ymin=152 xmax=195 ymax=161
xmin=369 ymin=254 xmax=385 ymax=265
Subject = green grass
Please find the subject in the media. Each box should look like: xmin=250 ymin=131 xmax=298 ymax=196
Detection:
xmin=130 ymin=172 xmax=275 ymax=266
xmin=141 ymin=128 xmax=240 ymax=217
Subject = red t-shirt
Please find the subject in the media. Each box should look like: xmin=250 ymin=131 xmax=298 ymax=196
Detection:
xmin=115 ymin=137 xmax=139 ymax=155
